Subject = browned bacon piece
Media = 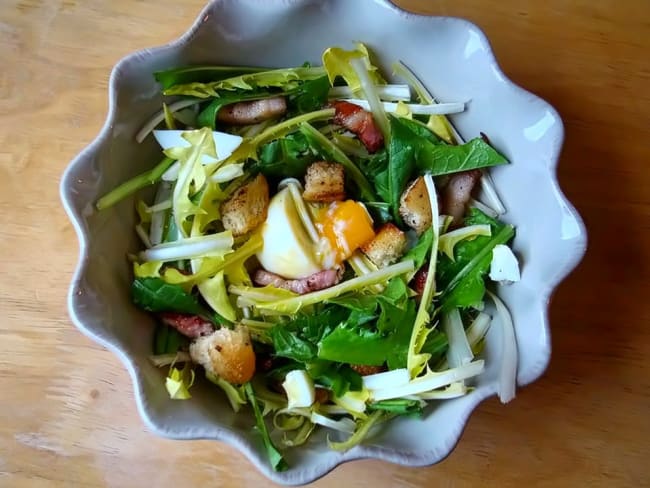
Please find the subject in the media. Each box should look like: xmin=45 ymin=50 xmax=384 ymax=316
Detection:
xmin=350 ymin=364 xmax=385 ymax=376
xmin=443 ymin=170 xmax=482 ymax=225
xmin=253 ymin=268 xmax=343 ymax=295
xmin=332 ymin=100 xmax=384 ymax=153
xmin=159 ymin=312 xmax=214 ymax=339
xmin=218 ymin=96 xmax=287 ymax=125
xmin=410 ymin=265 xmax=428 ymax=299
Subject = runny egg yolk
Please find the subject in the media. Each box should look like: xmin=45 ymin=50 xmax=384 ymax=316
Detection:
xmin=316 ymin=200 xmax=375 ymax=263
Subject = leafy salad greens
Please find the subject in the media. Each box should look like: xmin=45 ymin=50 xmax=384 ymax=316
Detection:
xmin=97 ymin=43 xmax=520 ymax=471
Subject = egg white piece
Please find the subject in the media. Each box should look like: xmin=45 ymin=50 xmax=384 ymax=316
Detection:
xmin=282 ymin=370 xmax=315 ymax=409
xmin=153 ymin=130 xmax=243 ymax=164
xmin=257 ymin=188 xmax=322 ymax=279
xmin=489 ymin=244 xmax=521 ymax=283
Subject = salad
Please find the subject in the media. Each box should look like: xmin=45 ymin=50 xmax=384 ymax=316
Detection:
xmin=97 ymin=44 xmax=520 ymax=471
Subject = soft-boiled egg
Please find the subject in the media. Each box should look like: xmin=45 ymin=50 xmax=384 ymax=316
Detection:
xmin=256 ymin=187 xmax=322 ymax=279
xmin=315 ymin=200 xmax=375 ymax=263
xmin=257 ymin=190 xmax=376 ymax=279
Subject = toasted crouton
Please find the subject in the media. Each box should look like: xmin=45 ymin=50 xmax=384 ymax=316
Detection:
xmin=399 ymin=176 xmax=432 ymax=234
xmin=361 ymin=223 xmax=407 ymax=268
xmin=221 ymin=173 xmax=269 ymax=236
xmin=302 ymin=161 xmax=345 ymax=202
xmin=189 ymin=325 xmax=256 ymax=384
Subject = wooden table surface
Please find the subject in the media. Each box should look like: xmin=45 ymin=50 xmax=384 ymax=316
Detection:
xmin=1 ymin=0 xmax=649 ymax=486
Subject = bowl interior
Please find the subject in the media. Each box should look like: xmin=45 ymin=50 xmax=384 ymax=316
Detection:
xmin=61 ymin=0 xmax=586 ymax=484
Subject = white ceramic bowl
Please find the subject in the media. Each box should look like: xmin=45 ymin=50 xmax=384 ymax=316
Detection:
xmin=60 ymin=0 xmax=587 ymax=484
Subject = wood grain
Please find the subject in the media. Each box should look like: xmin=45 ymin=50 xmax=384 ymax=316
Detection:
xmin=1 ymin=0 xmax=648 ymax=486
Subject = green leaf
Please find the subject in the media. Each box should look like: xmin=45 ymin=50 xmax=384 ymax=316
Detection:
xmin=255 ymin=132 xmax=318 ymax=178
xmin=95 ymin=157 xmax=175 ymax=211
xmin=437 ymin=209 xmax=514 ymax=311
xmin=318 ymin=300 xmax=415 ymax=369
xmin=397 ymin=117 xmax=443 ymax=145
xmin=164 ymin=66 xmax=326 ymax=98
xmin=269 ymin=306 xmax=348 ymax=362
xmin=132 ymin=277 xmax=203 ymax=315
xmin=154 ymin=65 xmax=266 ymax=90
xmin=317 ymin=318 xmax=408 ymax=368
xmin=402 ymin=228 xmax=434 ymax=270
xmin=317 ymin=278 xmax=414 ymax=369
xmin=325 ymin=294 xmax=378 ymax=312
xmin=387 ymin=116 xmax=418 ymax=219
xmin=270 ymin=327 xmax=319 ymax=362
xmin=153 ymin=323 xmax=169 ymax=355
xmin=382 ymin=116 xmax=508 ymax=220
xmin=415 ymin=137 xmax=508 ymax=176
xmin=288 ymin=75 xmax=331 ymax=114
xmin=306 ymin=361 xmax=362 ymax=397
xmin=368 ymin=398 xmax=423 ymax=417
xmin=244 ymin=383 xmax=288 ymax=472
xmin=153 ymin=324 xmax=187 ymax=355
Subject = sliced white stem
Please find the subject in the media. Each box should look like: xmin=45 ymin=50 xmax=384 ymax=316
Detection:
xmin=480 ymin=171 xmax=507 ymax=215
xmin=285 ymin=181 xmax=320 ymax=244
xmin=161 ymin=161 xmax=181 ymax=181
xmin=318 ymin=404 xmax=349 ymax=416
xmin=469 ymin=198 xmax=499 ymax=218
xmin=392 ymin=61 xmax=434 ymax=104
xmin=349 ymin=57 xmax=391 ymax=142
xmin=241 ymin=118 xmax=275 ymax=138
xmin=331 ymin=133 xmax=370 ymax=158
xmin=362 ymin=368 xmax=410 ymax=391
xmin=310 ymin=412 xmax=356 ymax=433
xmin=149 ymin=182 xmax=173 ymax=246
xmin=341 ymin=98 xmax=465 ymax=115
xmin=136 ymin=99 xmax=201 ymax=143
xmin=415 ymin=382 xmax=468 ymax=400
xmin=392 ymin=60 xmax=466 ymax=144
xmin=140 ymin=232 xmax=233 ymax=262
xmin=348 ymin=251 xmax=383 ymax=293
xmin=329 ymin=84 xmax=411 ymax=101
xmin=149 ymin=352 xmax=192 ymax=367
xmin=466 ymin=312 xmax=492 ymax=348
xmin=146 ymin=199 xmax=173 ymax=214
xmin=241 ymin=306 xmax=251 ymax=319
xmin=442 ymin=309 xmax=474 ymax=368
xmin=240 ymin=318 xmax=275 ymax=330
xmin=407 ymin=174 xmax=440 ymax=378
xmin=370 ymin=360 xmax=484 ymax=401
xmin=135 ymin=224 xmax=152 ymax=248
xmin=210 ymin=163 xmax=245 ymax=183
xmin=487 ymin=290 xmax=518 ymax=403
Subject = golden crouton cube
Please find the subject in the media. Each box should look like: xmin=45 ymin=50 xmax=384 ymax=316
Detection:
xmin=221 ymin=173 xmax=269 ymax=236
xmin=361 ymin=223 xmax=407 ymax=268
xmin=302 ymin=161 xmax=345 ymax=202
xmin=399 ymin=176 xmax=432 ymax=234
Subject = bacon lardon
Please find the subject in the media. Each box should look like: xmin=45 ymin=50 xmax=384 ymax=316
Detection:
xmin=253 ymin=268 xmax=343 ymax=295
xmin=332 ymin=100 xmax=384 ymax=153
